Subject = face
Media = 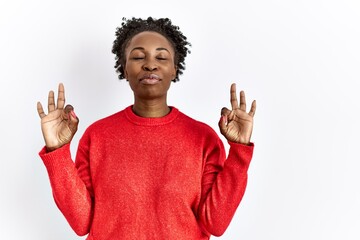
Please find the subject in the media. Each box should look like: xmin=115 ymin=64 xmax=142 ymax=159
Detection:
xmin=124 ymin=31 xmax=177 ymax=101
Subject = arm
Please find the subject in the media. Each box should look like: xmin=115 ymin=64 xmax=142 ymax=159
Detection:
xmin=39 ymin=143 xmax=94 ymax=236
xmin=37 ymin=84 xmax=93 ymax=235
xmin=197 ymin=140 xmax=253 ymax=236
xmin=198 ymin=83 xmax=256 ymax=236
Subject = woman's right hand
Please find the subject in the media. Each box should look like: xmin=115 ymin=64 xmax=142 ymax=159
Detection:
xmin=37 ymin=83 xmax=79 ymax=152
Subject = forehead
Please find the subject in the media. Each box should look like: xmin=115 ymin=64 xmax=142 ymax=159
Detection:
xmin=126 ymin=31 xmax=175 ymax=54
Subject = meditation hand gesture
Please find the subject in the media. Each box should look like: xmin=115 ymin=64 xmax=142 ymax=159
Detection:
xmin=37 ymin=83 xmax=79 ymax=151
xmin=219 ymin=83 xmax=256 ymax=145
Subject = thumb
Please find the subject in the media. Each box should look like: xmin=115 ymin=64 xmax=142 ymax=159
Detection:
xmin=68 ymin=110 xmax=79 ymax=134
xmin=219 ymin=107 xmax=230 ymax=135
xmin=64 ymin=104 xmax=79 ymax=134
xmin=218 ymin=114 xmax=228 ymax=136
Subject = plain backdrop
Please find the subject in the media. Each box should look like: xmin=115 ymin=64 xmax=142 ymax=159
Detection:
xmin=1 ymin=0 xmax=359 ymax=239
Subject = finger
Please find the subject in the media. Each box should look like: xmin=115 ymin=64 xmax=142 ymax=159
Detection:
xmin=230 ymin=83 xmax=238 ymax=110
xmin=61 ymin=104 xmax=74 ymax=121
xmin=37 ymin=102 xmax=46 ymax=118
xmin=239 ymin=90 xmax=246 ymax=111
xmin=248 ymin=100 xmax=256 ymax=117
xmin=221 ymin=107 xmax=231 ymax=116
xmin=64 ymin=104 xmax=74 ymax=114
xmin=57 ymin=83 xmax=65 ymax=109
xmin=48 ymin=90 xmax=55 ymax=112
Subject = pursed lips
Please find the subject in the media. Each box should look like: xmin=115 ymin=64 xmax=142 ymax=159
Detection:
xmin=139 ymin=74 xmax=161 ymax=85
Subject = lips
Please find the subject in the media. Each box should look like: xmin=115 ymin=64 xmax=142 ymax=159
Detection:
xmin=139 ymin=74 xmax=161 ymax=85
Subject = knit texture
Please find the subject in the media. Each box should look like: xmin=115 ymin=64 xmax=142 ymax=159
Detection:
xmin=39 ymin=106 xmax=254 ymax=239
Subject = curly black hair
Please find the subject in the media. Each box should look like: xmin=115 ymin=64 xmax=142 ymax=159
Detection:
xmin=112 ymin=17 xmax=191 ymax=82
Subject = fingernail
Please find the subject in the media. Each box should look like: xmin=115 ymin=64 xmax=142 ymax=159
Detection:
xmin=222 ymin=115 xmax=227 ymax=125
xmin=70 ymin=111 xmax=77 ymax=118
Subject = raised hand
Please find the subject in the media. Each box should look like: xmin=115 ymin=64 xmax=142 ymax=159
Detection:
xmin=37 ymin=83 xmax=79 ymax=151
xmin=219 ymin=83 xmax=256 ymax=145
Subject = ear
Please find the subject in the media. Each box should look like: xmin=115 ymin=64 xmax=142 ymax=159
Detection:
xmin=172 ymin=66 xmax=177 ymax=80
xmin=123 ymin=65 xmax=128 ymax=79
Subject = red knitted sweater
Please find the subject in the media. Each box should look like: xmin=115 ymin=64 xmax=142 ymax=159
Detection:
xmin=39 ymin=106 xmax=254 ymax=239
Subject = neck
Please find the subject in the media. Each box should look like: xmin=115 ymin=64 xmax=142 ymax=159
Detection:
xmin=132 ymin=99 xmax=170 ymax=118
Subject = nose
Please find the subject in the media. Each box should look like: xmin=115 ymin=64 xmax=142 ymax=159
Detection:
xmin=142 ymin=59 xmax=157 ymax=71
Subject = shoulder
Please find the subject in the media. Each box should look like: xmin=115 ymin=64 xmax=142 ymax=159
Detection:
xmin=176 ymin=109 xmax=220 ymax=139
xmin=83 ymin=107 xmax=128 ymax=135
xmin=176 ymin=109 xmax=225 ymax=153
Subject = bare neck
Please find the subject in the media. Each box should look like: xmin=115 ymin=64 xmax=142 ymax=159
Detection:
xmin=132 ymin=99 xmax=170 ymax=118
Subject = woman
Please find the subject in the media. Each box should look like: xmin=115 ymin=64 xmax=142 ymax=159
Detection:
xmin=37 ymin=17 xmax=256 ymax=239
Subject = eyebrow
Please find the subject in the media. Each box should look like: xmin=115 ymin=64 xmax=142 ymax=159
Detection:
xmin=130 ymin=47 xmax=170 ymax=53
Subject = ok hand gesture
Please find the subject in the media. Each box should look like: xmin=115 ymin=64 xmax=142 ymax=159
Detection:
xmin=37 ymin=83 xmax=79 ymax=151
xmin=219 ymin=83 xmax=256 ymax=145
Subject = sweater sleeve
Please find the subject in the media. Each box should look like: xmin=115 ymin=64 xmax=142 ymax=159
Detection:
xmin=197 ymin=140 xmax=254 ymax=236
xmin=39 ymin=142 xmax=94 ymax=236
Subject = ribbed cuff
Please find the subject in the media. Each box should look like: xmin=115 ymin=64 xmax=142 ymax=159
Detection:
xmin=227 ymin=141 xmax=254 ymax=170
xmin=38 ymin=143 xmax=72 ymax=176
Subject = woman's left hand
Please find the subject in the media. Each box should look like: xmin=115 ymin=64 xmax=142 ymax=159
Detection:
xmin=219 ymin=83 xmax=256 ymax=145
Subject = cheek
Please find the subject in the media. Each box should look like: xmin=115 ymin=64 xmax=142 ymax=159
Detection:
xmin=165 ymin=63 xmax=176 ymax=77
xmin=124 ymin=64 xmax=134 ymax=79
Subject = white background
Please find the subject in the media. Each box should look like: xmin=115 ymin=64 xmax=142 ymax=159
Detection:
xmin=1 ymin=0 xmax=360 ymax=239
